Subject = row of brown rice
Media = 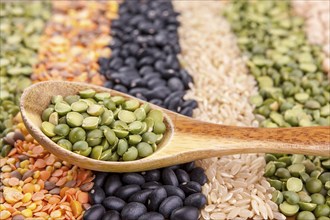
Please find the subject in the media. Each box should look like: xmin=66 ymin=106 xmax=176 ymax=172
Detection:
xmin=173 ymin=1 xmax=285 ymax=220
xmin=292 ymin=0 xmax=330 ymax=75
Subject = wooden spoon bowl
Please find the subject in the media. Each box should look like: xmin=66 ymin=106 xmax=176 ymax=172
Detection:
xmin=20 ymin=81 xmax=330 ymax=172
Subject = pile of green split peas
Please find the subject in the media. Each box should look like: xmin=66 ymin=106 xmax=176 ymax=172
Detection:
xmin=0 ymin=2 xmax=51 ymax=156
xmin=41 ymin=89 xmax=167 ymax=161
xmin=225 ymin=1 xmax=330 ymax=219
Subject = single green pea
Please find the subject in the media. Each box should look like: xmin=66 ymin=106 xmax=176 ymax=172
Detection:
xmin=275 ymin=168 xmax=291 ymax=179
xmin=41 ymin=121 xmax=56 ymax=137
xmin=117 ymin=139 xmax=128 ymax=156
xmin=134 ymin=108 xmax=146 ymax=121
xmin=153 ymin=121 xmax=166 ymax=134
xmin=73 ymin=141 xmax=88 ymax=151
xmin=66 ymin=112 xmax=84 ymax=127
xmin=79 ymin=89 xmax=96 ymax=98
xmin=87 ymin=104 xmax=104 ymax=116
xmin=77 ymin=147 xmax=92 ymax=157
xmin=283 ymin=191 xmax=300 ymax=205
xmin=279 ymin=201 xmax=299 ymax=216
xmin=141 ymin=103 xmax=151 ymax=114
xmin=311 ymin=193 xmax=325 ymax=205
xmin=100 ymin=109 xmax=114 ymax=125
xmin=64 ymin=95 xmax=80 ymax=105
xmin=128 ymin=121 xmax=143 ymax=134
xmin=54 ymin=101 xmax=71 ymax=116
xmin=137 ymin=142 xmax=153 ymax=158
xmin=103 ymin=99 xmax=116 ymax=111
xmin=58 ymin=116 xmax=67 ymax=124
xmin=118 ymin=110 xmax=136 ymax=123
xmin=142 ymin=132 xmax=157 ymax=144
xmin=94 ymin=92 xmax=111 ymax=101
xmin=267 ymin=178 xmax=283 ymax=190
xmin=51 ymin=95 xmax=63 ymax=104
xmin=298 ymin=191 xmax=312 ymax=203
xmin=101 ymin=138 xmax=110 ymax=151
xmin=288 ymin=163 xmax=306 ymax=177
xmin=100 ymin=149 xmax=112 ymax=161
xmin=101 ymin=126 xmax=117 ymax=146
xmin=278 ymin=156 xmax=292 ymax=166
xmin=57 ymin=139 xmax=72 ymax=151
xmin=123 ymin=147 xmax=138 ymax=161
xmin=306 ymin=178 xmax=323 ymax=194
xmin=147 ymin=109 xmax=163 ymax=122
xmin=91 ymin=146 xmax=103 ymax=160
xmin=109 ymin=152 xmax=119 ymax=161
xmin=144 ymin=117 xmax=154 ymax=132
xmin=128 ymin=135 xmax=142 ymax=145
xmin=287 ymin=177 xmax=303 ymax=192
xmin=314 ymin=204 xmax=330 ymax=217
xmin=291 ymin=154 xmax=305 ymax=164
xmin=272 ymin=190 xmax=283 ymax=205
xmin=41 ymin=107 xmax=54 ymax=121
xmin=112 ymin=120 xmax=128 ymax=130
xmin=264 ymin=162 xmax=276 ymax=177
xmin=111 ymin=96 xmax=125 ymax=105
xmin=317 ymin=216 xmax=330 ymax=220
xmin=321 ymin=160 xmax=330 ymax=169
xmin=265 ymin=154 xmax=278 ymax=163
xmin=113 ymin=129 xmax=129 ymax=138
xmin=68 ymin=127 xmax=86 ymax=143
xmin=299 ymin=202 xmax=317 ymax=212
xmin=51 ymin=136 xmax=65 ymax=142
xmin=49 ymin=112 xmax=59 ymax=125
xmin=82 ymin=117 xmax=99 ymax=130
xmin=71 ymin=101 xmax=88 ymax=112
xmin=297 ymin=211 xmax=316 ymax=220
xmin=320 ymin=173 xmax=330 ymax=184
xmin=123 ymin=100 xmax=140 ymax=111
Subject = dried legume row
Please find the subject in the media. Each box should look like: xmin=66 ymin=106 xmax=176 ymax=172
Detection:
xmin=225 ymin=0 xmax=330 ymax=128
xmin=84 ymin=162 xmax=207 ymax=220
xmin=224 ymin=0 xmax=330 ymax=219
xmin=0 ymin=118 xmax=94 ymax=220
xmin=292 ymin=0 xmax=330 ymax=75
xmin=0 ymin=1 xmax=50 ymax=157
xmin=41 ymin=90 xmax=166 ymax=161
xmin=31 ymin=0 xmax=118 ymax=85
xmin=99 ymin=0 xmax=197 ymax=117
xmin=173 ymin=2 xmax=282 ymax=219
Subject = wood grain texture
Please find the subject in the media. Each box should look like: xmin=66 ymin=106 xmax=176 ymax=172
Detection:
xmin=20 ymin=81 xmax=330 ymax=172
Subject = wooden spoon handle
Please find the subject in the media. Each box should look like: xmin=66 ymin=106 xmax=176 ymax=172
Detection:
xmin=169 ymin=115 xmax=330 ymax=157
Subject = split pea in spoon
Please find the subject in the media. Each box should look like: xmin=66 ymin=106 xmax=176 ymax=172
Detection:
xmin=20 ymin=81 xmax=330 ymax=172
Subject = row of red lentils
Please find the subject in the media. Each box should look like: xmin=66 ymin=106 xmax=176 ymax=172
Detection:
xmin=0 ymin=1 xmax=118 ymax=219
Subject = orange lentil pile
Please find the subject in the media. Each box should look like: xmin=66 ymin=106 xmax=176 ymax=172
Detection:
xmin=0 ymin=118 xmax=94 ymax=220
xmin=32 ymin=0 xmax=118 ymax=85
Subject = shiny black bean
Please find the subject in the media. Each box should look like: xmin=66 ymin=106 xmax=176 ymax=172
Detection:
xmin=162 ymin=168 xmax=179 ymax=186
xmin=170 ymin=206 xmax=199 ymax=220
xmin=190 ymin=167 xmax=207 ymax=185
xmin=163 ymin=185 xmax=185 ymax=200
xmin=147 ymin=79 xmax=166 ymax=89
xmin=167 ymin=165 xmax=181 ymax=170
xmin=149 ymin=99 xmax=163 ymax=106
xmin=113 ymin=84 xmax=128 ymax=93
xmin=168 ymin=77 xmax=184 ymax=91
xmin=159 ymin=196 xmax=183 ymax=218
xmin=138 ymin=212 xmax=165 ymax=220
xmin=184 ymin=193 xmax=207 ymax=209
xmin=103 ymin=196 xmax=126 ymax=212
xmin=128 ymin=189 xmax=153 ymax=203
xmin=182 ymin=100 xmax=198 ymax=110
xmin=121 ymin=202 xmax=147 ymax=220
xmin=175 ymin=169 xmax=190 ymax=184
xmin=179 ymin=70 xmax=193 ymax=89
xmin=89 ymin=185 xmax=106 ymax=205
xmin=141 ymin=170 xmax=161 ymax=182
xmin=164 ymin=92 xmax=184 ymax=107
xmin=102 ymin=210 xmax=121 ymax=220
xmin=179 ymin=181 xmax=201 ymax=195
xmin=94 ymin=172 xmax=108 ymax=188
xmin=168 ymin=96 xmax=182 ymax=112
xmin=140 ymin=66 xmax=154 ymax=75
xmin=122 ymin=173 xmax=145 ymax=185
xmin=147 ymin=187 xmax=167 ymax=211
xmin=180 ymin=107 xmax=193 ymax=117
xmin=149 ymin=86 xmax=171 ymax=100
xmin=83 ymin=204 xmax=105 ymax=220
xmin=114 ymin=185 xmax=141 ymax=201
xmin=104 ymin=174 xmax=122 ymax=196
xmin=141 ymin=181 xmax=161 ymax=190
xmin=181 ymin=162 xmax=195 ymax=172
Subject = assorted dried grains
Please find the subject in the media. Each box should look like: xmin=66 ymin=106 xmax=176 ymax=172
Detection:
xmin=292 ymin=0 xmax=330 ymax=75
xmin=0 ymin=1 xmax=50 ymax=156
xmin=32 ymin=1 xmax=118 ymax=85
xmin=99 ymin=0 xmax=197 ymax=116
xmin=41 ymin=90 xmax=166 ymax=161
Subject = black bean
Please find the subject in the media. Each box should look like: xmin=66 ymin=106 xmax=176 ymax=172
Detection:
xmin=138 ymin=212 xmax=165 ymax=220
xmin=131 ymin=78 xmax=146 ymax=87
xmin=168 ymin=77 xmax=184 ymax=91
xmin=89 ymin=185 xmax=106 ymax=205
xmin=182 ymin=100 xmax=198 ymax=110
xmin=128 ymin=189 xmax=153 ymax=203
xmin=140 ymin=66 xmax=154 ymax=75
xmin=149 ymin=99 xmax=163 ymax=106
xmin=122 ymin=173 xmax=145 ymax=185
xmin=121 ymin=202 xmax=147 ymax=220
xmin=170 ymin=206 xmax=199 ymax=220
xmin=168 ymin=96 xmax=182 ymax=112
xmin=103 ymin=196 xmax=126 ymax=212
xmin=102 ymin=210 xmax=121 ymax=220
xmin=180 ymin=107 xmax=193 ymax=117
xmin=181 ymin=162 xmax=195 ymax=172
xmin=164 ymin=92 xmax=184 ymax=107
xmin=175 ymin=169 xmax=190 ymax=184
xmin=141 ymin=181 xmax=161 ymax=190
xmin=147 ymin=187 xmax=167 ymax=211
xmin=147 ymin=78 xmax=166 ymax=89
xmin=104 ymin=174 xmax=122 ymax=196
xmin=159 ymin=196 xmax=183 ymax=218
xmin=83 ymin=204 xmax=105 ymax=220
xmin=163 ymin=185 xmax=185 ymax=200
xmin=167 ymin=164 xmax=181 ymax=170
xmin=114 ymin=185 xmax=141 ymax=201
xmin=190 ymin=167 xmax=207 ymax=185
xmin=141 ymin=170 xmax=161 ymax=182
xmin=184 ymin=193 xmax=207 ymax=209
xmin=94 ymin=172 xmax=108 ymax=188
xmin=179 ymin=70 xmax=193 ymax=89
xmin=109 ymin=57 xmax=123 ymax=70
xmin=179 ymin=181 xmax=201 ymax=195
xmin=104 ymin=81 xmax=113 ymax=89
xmin=113 ymin=84 xmax=128 ymax=93
xmin=162 ymin=168 xmax=179 ymax=186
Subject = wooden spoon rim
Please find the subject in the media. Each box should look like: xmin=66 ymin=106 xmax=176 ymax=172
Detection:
xmin=20 ymin=81 xmax=176 ymax=171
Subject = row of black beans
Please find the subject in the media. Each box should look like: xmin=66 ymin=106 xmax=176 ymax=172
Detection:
xmin=98 ymin=0 xmax=197 ymax=116
xmin=84 ymin=162 xmax=207 ymax=220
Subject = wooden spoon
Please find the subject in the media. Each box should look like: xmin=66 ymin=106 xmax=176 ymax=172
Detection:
xmin=20 ymin=81 xmax=330 ymax=172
